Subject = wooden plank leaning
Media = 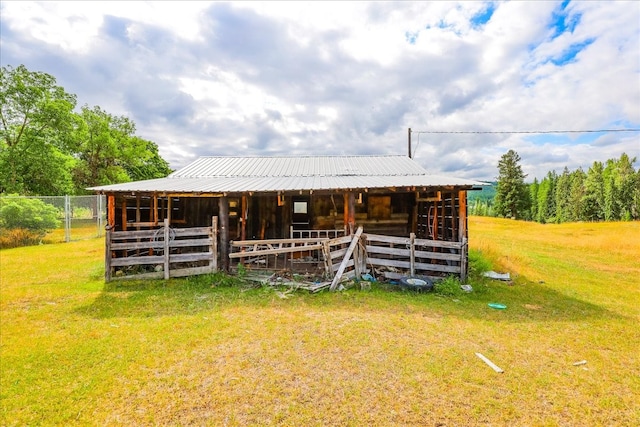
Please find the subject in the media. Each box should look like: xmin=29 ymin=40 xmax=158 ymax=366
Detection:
xmin=329 ymin=226 xmax=363 ymax=291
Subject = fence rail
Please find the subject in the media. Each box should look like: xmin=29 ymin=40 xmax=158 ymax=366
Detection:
xmin=230 ymin=228 xmax=467 ymax=286
xmin=104 ymin=222 xmax=467 ymax=285
xmin=365 ymin=233 xmax=466 ymax=280
xmin=105 ymin=218 xmax=217 ymax=281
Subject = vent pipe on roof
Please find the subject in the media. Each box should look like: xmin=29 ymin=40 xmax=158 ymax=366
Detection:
xmin=408 ymin=128 xmax=412 ymax=158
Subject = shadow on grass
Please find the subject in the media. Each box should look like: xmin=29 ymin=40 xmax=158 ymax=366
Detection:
xmin=75 ymin=272 xmax=258 ymax=319
xmin=75 ymin=269 xmax=624 ymax=323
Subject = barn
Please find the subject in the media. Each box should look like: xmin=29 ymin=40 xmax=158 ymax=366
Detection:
xmin=90 ymin=155 xmax=484 ymax=285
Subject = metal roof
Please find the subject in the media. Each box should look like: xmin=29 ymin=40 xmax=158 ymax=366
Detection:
xmin=89 ymin=155 xmax=486 ymax=194
xmin=170 ymin=155 xmax=429 ymax=178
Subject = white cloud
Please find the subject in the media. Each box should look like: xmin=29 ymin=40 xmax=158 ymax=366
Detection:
xmin=1 ymin=1 xmax=638 ymax=181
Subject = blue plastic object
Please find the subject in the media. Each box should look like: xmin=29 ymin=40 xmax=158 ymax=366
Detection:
xmin=488 ymin=303 xmax=507 ymax=310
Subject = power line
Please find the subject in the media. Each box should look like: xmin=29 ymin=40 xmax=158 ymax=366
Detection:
xmin=411 ymin=129 xmax=640 ymax=134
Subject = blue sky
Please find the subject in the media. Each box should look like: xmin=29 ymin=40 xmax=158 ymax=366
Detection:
xmin=1 ymin=1 xmax=638 ymax=181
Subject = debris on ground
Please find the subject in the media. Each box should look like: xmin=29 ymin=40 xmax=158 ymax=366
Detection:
xmin=475 ymin=352 xmax=504 ymax=373
xmin=483 ymin=271 xmax=511 ymax=281
xmin=244 ymin=272 xmax=332 ymax=293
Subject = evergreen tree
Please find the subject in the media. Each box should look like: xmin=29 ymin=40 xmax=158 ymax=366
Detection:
xmin=529 ymin=178 xmax=539 ymax=221
xmin=603 ymin=159 xmax=618 ymax=221
xmin=554 ymin=167 xmax=571 ymax=223
xmin=568 ymin=168 xmax=586 ymax=221
xmin=633 ymin=169 xmax=640 ymax=220
xmin=612 ymin=153 xmax=637 ymax=220
xmin=582 ymin=161 xmax=605 ymax=221
xmin=494 ymin=150 xmax=530 ymax=219
xmin=536 ymin=171 xmax=556 ymax=223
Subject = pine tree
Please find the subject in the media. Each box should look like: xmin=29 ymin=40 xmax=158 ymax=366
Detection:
xmin=568 ymin=168 xmax=586 ymax=221
xmin=536 ymin=171 xmax=557 ymax=223
xmin=554 ymin=167 xmax=571 ymax=223
xmin=494 ymin=150 xmax=529 ymax=219
xmin=582 ymin=161 xmax=605 ymax=221
xmin=529 ymin=178 xmax=539 ymax=220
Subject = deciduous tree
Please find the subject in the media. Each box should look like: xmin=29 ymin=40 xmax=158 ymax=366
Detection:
xmin=0 ymin=65 xmax=77 ymax=194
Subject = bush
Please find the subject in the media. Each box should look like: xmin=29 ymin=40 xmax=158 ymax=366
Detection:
xmin=0 ymin=228 xmax=43 ymax=249
xmin=0 ymin=196 xmax=60 ymax=237
xmin=468 ymin=249 xmax=492 ymax=277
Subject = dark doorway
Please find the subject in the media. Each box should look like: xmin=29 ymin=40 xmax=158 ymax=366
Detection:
xmin=291 ymin=196 xmax=310 ymax=230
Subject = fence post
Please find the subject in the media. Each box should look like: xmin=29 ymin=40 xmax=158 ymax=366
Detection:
xmin=64 ymin=195 xmax=71 ymax=243
xmin=163 ymin=219 xmax=170 ymax=280
xmin=461 ymin=237 xmax=468 ymax=282
xmin=105 ymin=225 xmax=112 ymax=282
xmin=409 ymin=233 xmax=416 ymax=277
xmin=211 ymin=216 xmax=218 ymax=272
xmin=322 ymin=241 xmax=332 ymax=278
xmin=97 ymin=195 xmax=104 ymax=237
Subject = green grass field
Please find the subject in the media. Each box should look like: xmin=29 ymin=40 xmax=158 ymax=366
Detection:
xmin=1 ymin=217 xmax=638 ymax=426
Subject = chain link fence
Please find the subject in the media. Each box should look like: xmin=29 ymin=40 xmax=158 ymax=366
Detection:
xmin=0 ymin=195 xmax=106 ymax=246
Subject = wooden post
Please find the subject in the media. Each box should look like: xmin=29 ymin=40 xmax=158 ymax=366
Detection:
xmin=153 ymin=194 xmax=158 ymax=225
xmin=105 ymin=225 xmax=112 ymax=282
xmin=459 ymin=189 xmax=468 ymax=281
xmin=167 ymin=197 xmax=172 ymax=225
xmin=349 ymin=192 xmax=356 ymax=233
xmin=343 ymin=193 xmax=349 ymax=234
xmin=440 ymin=194 xmax=445 ymax=240
xmin=136 ymin=195 xmax=141 ymax=228
xmin=121 ymin=198 xmax=128 ymax=231
xmin=409 ymin=232 xmax=416 ymax=277
xmin=107 ymin=194 xmax=115 ymax=227
xmin=322 ymin=241 xmax=332 ymax=278
xmin=461 ymin=238 xmax=468 ymax=282
xmin=353 ymin=234 xmax=361 ymax=278
xmin=451 ymin=191 xmax=458 ymax=242
xmin=241 ymin=195 xmax=247 ymax=241
xmin=211 ymin=216 xmax=218 ymax=272
xmin=344 ymin=192 xmax=356 ymax=234
xmin=458 ymin=190 xmax=467 ymax=242
xmin=219 ymin=197 xmax=229 ymax=272
xmin=163 ymin=218 xmax=170 ymax=280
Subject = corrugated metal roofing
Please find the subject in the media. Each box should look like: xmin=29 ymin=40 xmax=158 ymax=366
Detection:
xmin=89 ymin=155 xmax=486 ymax=193
xmin=169 ymin=155 xmax=429 ymax=178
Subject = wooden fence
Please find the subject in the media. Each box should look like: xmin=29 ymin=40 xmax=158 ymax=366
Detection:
xmin=105 ymin=220 xmax=466 ymax=285
xmin=230 ymin=227 xmax=467 ymax=289
xmin=365 ymin=233 xmax=467 ymax=281
xmin=105 ymin=218 xmax=217 ymax=281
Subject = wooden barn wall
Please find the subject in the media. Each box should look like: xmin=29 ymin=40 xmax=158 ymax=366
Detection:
xmin=415 ymin=190 xmax=467 ymax=242
xmin=108 ymin=190 xmax=466 ymax=242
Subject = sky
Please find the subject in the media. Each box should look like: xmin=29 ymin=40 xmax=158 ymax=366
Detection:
xmin=1 ymin=0 xmax=639 ymax=182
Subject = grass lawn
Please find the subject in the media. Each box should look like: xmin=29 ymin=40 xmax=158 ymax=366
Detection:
xmin=1 ymin=217 xmax=639 ymax=426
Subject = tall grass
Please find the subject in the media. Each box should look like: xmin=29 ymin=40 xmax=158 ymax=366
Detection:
xmin=1 ymin=218 xmax=638 ymax=426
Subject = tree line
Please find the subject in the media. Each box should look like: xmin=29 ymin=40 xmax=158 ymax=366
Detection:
xmin=473 ymin=150 xmax=640 ymax=223
xmin=0 ymin=64 xmax=172 ymax=196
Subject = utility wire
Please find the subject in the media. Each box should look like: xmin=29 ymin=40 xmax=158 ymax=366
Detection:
xmin=411 ymin=129 xmax=640 ymax=134
xmin=409 ymin=128 xmax=639 ymax=158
